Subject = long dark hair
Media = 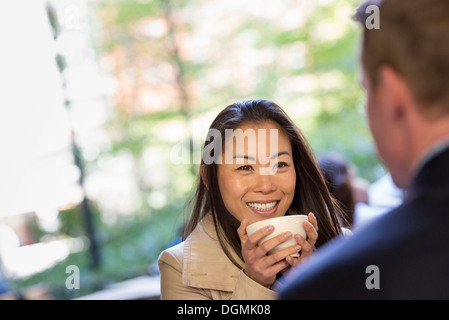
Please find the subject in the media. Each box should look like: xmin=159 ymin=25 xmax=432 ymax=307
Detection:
xmin=183 ymin=100 xmax=342 ymax=268
xmin=318 ymin=153 xmax=355 ymax=228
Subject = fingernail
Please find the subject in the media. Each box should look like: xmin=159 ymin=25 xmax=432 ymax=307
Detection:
xmin=284 ymin=232 xmax=292 ymax=239
xmin=265 ymin=225 xmax=274 ymax=232
xmin=295 ymin=245 xmax=301 ymax=251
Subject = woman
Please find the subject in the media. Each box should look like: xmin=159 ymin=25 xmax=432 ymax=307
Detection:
xmin=158 ymin=99 xmax=345 ymax=300
xmin=318 ymin=153 xmax=356 ymax=228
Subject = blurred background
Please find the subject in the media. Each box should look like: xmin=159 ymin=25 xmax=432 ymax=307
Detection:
xmin=0 ymin=0 xmax=390 ymax=299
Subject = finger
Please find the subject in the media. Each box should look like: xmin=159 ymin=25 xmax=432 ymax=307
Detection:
xmin=267 ymin=259 xmax=290 ymax=277
xmin=286 ymin=253 xmax=305 ymax=267
xmin=245 ymin=225 xmax=274 ymax=250
xmin=308 ymin=212 xmax=318 ymax=231
xmin=303 ymin=219 xmax=318 ymax=243
xmin=294 ymin=232 xmax=315 ymax=255
xmin=296 ymin=222 xmax=317 ymax=254
xmin=257 ymin=231 xmax=292 ymax=256
xmin=268 ymin=243 xmax=301 ymax=265
xmin=294 ymin=233 xmax=307 ymax=247
xmin=237 ymin=219 xmax=250 ymax=244
xmin=285 ymin=255 xmax=297 ymax=266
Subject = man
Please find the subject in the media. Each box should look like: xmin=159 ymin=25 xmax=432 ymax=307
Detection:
xmin=279 ymin=0 xmax=449 ymax=299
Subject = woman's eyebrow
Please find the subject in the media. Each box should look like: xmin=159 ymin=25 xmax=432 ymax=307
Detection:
xmin=233 ymin=151 xmax=291 ymax=160
xmin=271 ymin=151 xmax=291 ymax=159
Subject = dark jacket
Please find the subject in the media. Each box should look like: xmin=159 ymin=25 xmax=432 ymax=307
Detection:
xmin=278 ymin=146 xmax=449 ymax=299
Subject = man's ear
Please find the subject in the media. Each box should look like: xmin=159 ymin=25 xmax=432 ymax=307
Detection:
xmin=378 ymin=66 xmax=412 ymax=121
xmin=200 ymin=164 xmax=208 ymax=190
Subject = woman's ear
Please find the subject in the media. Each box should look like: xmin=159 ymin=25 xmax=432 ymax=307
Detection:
xmin=200 ymin=164 xmax=209 ymax=190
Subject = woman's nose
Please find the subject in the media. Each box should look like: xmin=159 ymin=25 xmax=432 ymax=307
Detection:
xmin=253 ymin=172 xmax=277 ymax=193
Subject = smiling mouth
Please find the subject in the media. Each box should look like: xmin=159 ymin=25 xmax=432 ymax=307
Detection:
xmin=246 ymin=201 xmax=279 ymax=212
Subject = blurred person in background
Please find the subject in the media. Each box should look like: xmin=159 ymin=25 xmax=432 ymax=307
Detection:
xmin=354 ymin=172 xmax=404 ymax=230
xmin=158 ymin=99 xmax=349 ymax=300
xmin=318 ymin=153 xmax=360 ymax=229
xmin=279 ymin=0 xmax=449 ymax=299
xmin=318 ymin=153 xmax=404 ymax=231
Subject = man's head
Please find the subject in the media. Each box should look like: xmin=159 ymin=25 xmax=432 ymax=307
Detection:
xmin=354 ymin=0 xmax=449 ymax=188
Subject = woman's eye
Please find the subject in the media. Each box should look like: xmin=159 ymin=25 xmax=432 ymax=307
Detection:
xmin=275 ymin=162 xmax=289 ymax=169
xmin=237 ymin=165 xmax=253 ymax=171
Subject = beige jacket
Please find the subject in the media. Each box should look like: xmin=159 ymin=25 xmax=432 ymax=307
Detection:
xmin=157 ymin=214 xmax=276 ymax=300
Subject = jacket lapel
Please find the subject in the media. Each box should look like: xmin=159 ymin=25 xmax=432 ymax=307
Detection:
xmin=182 ymin=214 xmax=243 ymax=292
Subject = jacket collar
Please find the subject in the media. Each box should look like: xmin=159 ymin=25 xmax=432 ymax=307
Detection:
xmin=182 ymin=214 xmax=244 ymax=292
xmin=409 ymin=144 xmax=449 ymax=198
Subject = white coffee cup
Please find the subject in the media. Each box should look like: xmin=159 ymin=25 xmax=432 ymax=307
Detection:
xmin=246 ymin=215 xmax=308 ymax=257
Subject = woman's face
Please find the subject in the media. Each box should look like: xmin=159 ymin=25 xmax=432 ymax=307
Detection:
xmin=216 ymin=121 xmax=296 ymax=224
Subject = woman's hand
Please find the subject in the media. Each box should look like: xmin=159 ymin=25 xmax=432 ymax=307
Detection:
xmin=237 ymin=219 xmax=302 ymax=288
xmin=284 ymin=212 xmax=318 ymax=268
xmin=237 ymin=212 xmax=319 ymax=288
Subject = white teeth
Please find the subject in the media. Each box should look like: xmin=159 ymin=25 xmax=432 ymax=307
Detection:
xmin=247 ymin=201 xmax=277 ymax=211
